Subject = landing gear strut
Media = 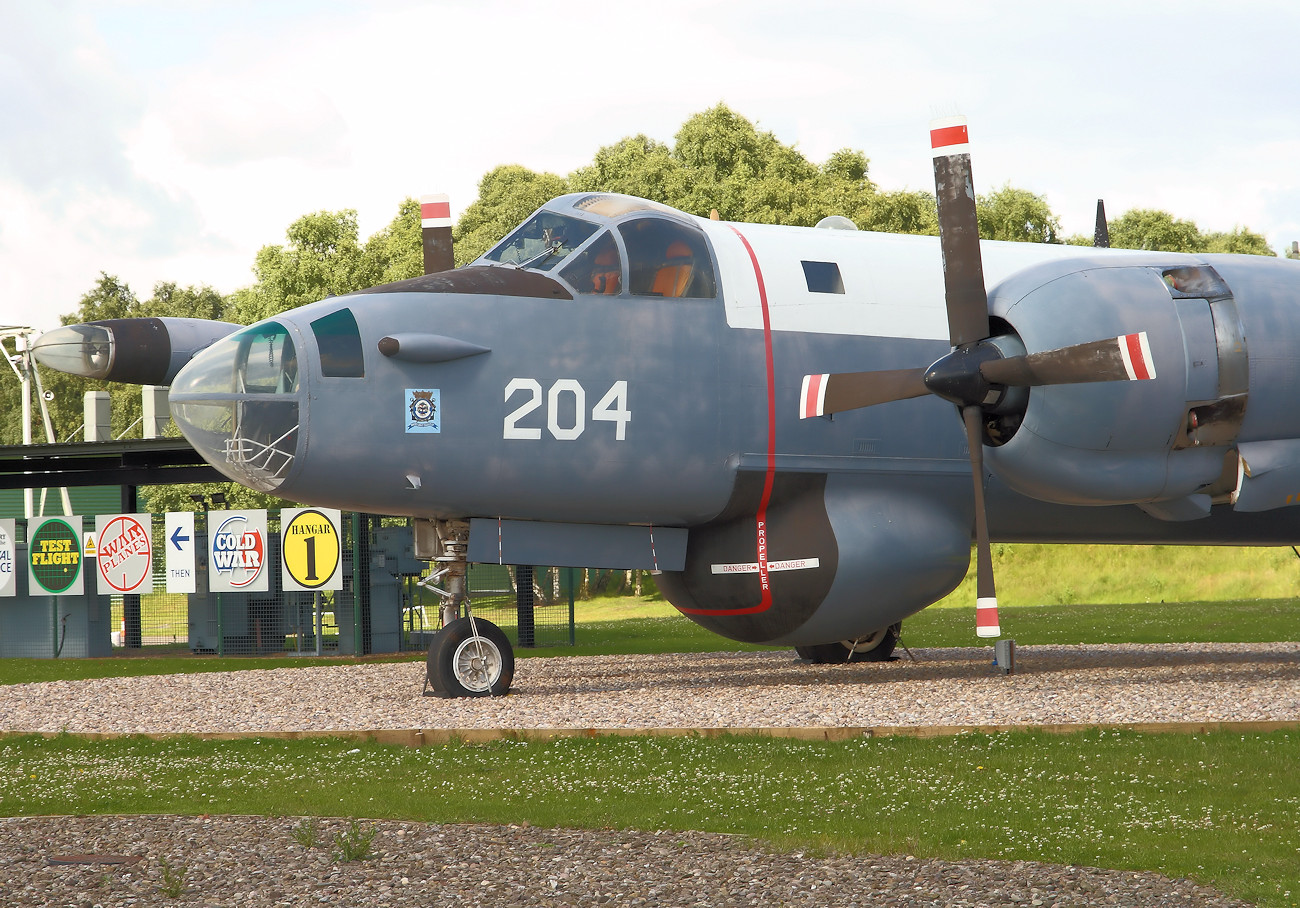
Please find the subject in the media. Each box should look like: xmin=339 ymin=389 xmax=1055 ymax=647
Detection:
xmin=417 ymin=520 xmax=515 ymax=697
xmin=796 ymin=622 xmax=901 ymax=664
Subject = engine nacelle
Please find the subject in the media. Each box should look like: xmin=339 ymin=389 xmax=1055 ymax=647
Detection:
xmin=32 ymin=317 xmax=241 ymax=386
xmin=984 ymin=256 xmax=1250 ymax=508
xmin=655 ymin=472 xmax=971 ymax=646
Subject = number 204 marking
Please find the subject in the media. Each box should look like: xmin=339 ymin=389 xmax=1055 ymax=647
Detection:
xmin=504 ymin=379 xmax=630 ymax=441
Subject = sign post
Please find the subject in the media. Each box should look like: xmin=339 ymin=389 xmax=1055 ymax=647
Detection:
xmin=165 ymin=511 xmax=197 ymax=594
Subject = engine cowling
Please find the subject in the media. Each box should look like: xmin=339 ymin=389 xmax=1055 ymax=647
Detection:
xmin=983 ymin=256 xmax=1249 ymax=509
xmin=655 ymin=471 xmax=972 ymax=646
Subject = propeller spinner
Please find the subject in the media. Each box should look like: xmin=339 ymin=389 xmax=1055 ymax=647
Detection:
xmin=799 ymin=118 xmax=1157 ymax=638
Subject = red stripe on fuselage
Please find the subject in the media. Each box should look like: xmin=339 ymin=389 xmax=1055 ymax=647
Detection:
xmin=677 ymin=226 xmax=776 ymax=617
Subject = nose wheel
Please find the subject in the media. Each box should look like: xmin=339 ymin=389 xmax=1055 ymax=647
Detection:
xmin=417 ymin=520 xmax=516 ymax=698
xmin=426 ymin=616 xmax=515 ymax=697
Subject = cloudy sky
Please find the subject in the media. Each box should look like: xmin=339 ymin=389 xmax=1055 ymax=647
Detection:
xmin=2 ymin=0 xmax=1299 ymax=334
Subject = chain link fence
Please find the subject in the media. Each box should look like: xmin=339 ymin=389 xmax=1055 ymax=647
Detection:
xmin=0 ymin=513 xmax=612 ymax=658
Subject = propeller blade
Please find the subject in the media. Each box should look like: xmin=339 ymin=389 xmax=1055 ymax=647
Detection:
xmin=799 ymin=368 xmax=928 ymax=418
xmin=931 ymin=116 xmax=990 ymax=349
xmin=963 ymin=405 xmax=1000 ymax=638
xmin=979 ymin=332 xmax=1157 ymax=387
xmin=421 ymin=193 xmax=454 ymax=274
xmin=1094 ymin=199 xmax=1110 ymax=249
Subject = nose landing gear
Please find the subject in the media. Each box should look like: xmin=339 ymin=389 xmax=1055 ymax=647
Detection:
xmin=418 ymin=520 xmax=515 ymax=698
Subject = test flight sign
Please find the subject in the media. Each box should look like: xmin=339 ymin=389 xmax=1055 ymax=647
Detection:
xmin=95 ymin=514 xmax=154 ymax=595
xmin=280 ymin=507 xmax=343 ymax=591
xmin=207 ymin=509 xmax=269 ymax=592
xmin=28 ymin=516 xmax=83 ymax=595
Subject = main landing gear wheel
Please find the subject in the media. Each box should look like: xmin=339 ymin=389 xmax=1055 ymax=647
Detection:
xmin=426 ymin=617 xmax=515 ymax=697
xmin=796 ymin=622 xmax=901 ymax=664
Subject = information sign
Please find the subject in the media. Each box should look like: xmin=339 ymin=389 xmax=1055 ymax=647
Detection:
xmin=281 ymin=507 xmax=343 ymax=591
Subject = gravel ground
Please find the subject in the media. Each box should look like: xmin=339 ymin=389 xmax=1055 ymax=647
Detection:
xmin=0 ymin=642 xmax=1296 ymax=735
xmin=3 ymin=643 xmax=1293 ymax=906
xmin=0 ymin=815 xmax=1255 ymax=907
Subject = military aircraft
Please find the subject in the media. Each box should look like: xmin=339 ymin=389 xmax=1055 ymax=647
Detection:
xmin=32 ymin=120 xmax=1300 ymax=697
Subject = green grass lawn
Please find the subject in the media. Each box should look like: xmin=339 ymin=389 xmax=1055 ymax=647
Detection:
xmin=1 ymin=729 xmax=1295 ymax=907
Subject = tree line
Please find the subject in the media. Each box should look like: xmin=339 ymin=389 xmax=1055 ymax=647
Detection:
xmin=2 ymin=103 xmax=1287 ymax=510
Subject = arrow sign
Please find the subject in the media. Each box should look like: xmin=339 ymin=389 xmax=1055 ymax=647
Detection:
xmin=165 ymin=511 xmax=196 ymax=594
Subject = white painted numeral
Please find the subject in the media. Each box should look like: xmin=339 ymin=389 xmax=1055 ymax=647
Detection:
xmin=503 ymin=378 xmax=543 ymax=439
xmin=592 ymin=380 xmax=631 ymax=441
xmin=503 ymin=379 xmax=631 ymax=441
xmin=547 ymin=379 xmax=586 ymax=441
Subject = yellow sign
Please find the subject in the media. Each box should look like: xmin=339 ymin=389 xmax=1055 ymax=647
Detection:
xmin=281 ymin=507 xmax=342 ymax=591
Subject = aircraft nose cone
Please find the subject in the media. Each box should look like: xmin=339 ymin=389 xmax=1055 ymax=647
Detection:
xmin=168 ymin=320 xmax=303 ymax=492
xmin=30 ymin=324 xmax=115 ymax=379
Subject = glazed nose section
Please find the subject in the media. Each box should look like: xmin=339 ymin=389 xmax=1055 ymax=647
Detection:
xmin=30 ymin=323 xmax=114 ymax=378
xmin=167 ymin=321 xmax=302 ymax=492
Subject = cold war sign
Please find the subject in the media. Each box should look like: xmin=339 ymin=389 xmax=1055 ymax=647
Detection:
xmin=208 ymin=510 xmax=269 ymax=593
xmin=95 ymin=514 xmax=153 ymax=595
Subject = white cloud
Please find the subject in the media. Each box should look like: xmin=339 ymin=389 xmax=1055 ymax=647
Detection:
xmin=3 ymin=0 xmax=1300 ymax=335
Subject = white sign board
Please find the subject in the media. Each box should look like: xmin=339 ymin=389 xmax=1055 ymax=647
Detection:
xmin=165 ymin=511 xmax=197 ymax=594
xmin=280 ymin=507 xmax=343 ymax=592
xmin=96 ymin=514 xmax=154 ymax=595
xmin=0 ymin=518 xmax=15 ymax=597
xmin=207 ymin=509 xmax=269 ymax=593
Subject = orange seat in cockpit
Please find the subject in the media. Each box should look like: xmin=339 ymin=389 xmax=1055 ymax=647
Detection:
xmin=651 ymin=241 xmax=694 ymax=297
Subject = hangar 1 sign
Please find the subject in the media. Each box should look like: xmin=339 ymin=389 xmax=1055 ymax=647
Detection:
xmin=280 ymin=507 xmax=343 ymax=592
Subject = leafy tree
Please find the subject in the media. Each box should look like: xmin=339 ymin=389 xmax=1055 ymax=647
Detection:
xmin=1202 ymin=227 xmax=1274 ymax=256
xmin=1107 ymin=208 xmax=1203 ymax=253
xmin=362 ymin=196 xmax=424 ymax=284
xmin=863 ymin=189 xmax=938 ymax=235
xmin=977 ymin=184 xmax=1060 ymax=243
xmin=568 ymin=135 xmax=686 ymax=206
xmin=453 ymin=165 xmax=568 ymax=265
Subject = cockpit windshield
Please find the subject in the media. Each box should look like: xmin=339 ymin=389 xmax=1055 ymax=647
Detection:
xmin=482 ymin=211 xmax=599 ymax=270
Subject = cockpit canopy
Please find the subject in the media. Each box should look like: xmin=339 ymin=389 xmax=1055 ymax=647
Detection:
xmin=477 ymin=193 xmax=717 ymax=299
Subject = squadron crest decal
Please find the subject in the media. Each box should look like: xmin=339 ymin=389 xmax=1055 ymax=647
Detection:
xmin=405 ymin=388 xmax=441 ymax=433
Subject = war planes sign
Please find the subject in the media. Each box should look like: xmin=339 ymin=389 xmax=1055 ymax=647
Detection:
xmin=95 ymin=514 xmax=153 ymax=595
xmin=208 ymin=510 xmax=269 ymax=593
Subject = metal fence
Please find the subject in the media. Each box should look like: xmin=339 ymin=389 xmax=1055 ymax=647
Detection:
xmin=0 ymin=513 xmax=599 ymax=659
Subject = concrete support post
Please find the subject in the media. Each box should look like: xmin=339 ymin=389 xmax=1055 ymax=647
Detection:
xmin=142 ymin=385 xmax=171 ymax=438
xmin=83 ymin=391 xmax=110 ymax=442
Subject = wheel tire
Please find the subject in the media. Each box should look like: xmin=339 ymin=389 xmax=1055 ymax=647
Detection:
xmin=428 ymin=617 xmax=514 ymax=697
xmin=796 ymin=623 xmax=901 ymax=664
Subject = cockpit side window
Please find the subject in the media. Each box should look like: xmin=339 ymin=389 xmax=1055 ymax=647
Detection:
xmin=482 ymin=211 xmax=599 ymax=271
xmin=618 ymin=218 xmax=716 ymax=298
xmin=559 ymin=232 xmax=623 ymax=295
xmin=310 ymin=308 xmax=365 ymax=378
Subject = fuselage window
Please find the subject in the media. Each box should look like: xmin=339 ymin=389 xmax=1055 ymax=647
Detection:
xmin=310 ymin=307 xmax=365 ymax=378
xmin=482 ymin=211 xmax=599 ymax=271
xmin=560 ymin=231 xmax=623 ymax=295
xmin=802 ymin=261 xmax=845 ymax=294
xmin=618 ymin=218 xmax=716 ymax=298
